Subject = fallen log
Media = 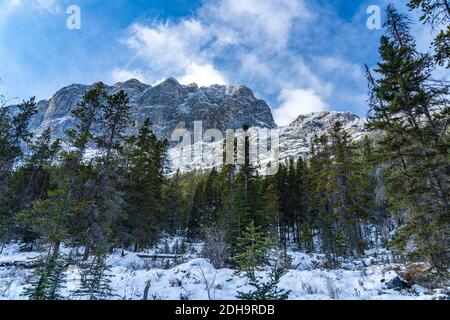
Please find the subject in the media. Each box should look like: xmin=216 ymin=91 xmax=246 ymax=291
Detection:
xmin=0 ymin=260 xmax=42 ymax=269
xmin=135 ymin=253 xmax=180 ymax=259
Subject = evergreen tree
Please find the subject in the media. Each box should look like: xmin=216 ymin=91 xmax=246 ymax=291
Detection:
xmin=163 ymin=170 xmax=185 ymax=235
xmin=326 ymin=122 xmax=374 ymax=255
xmin=0 ymin=98 xmax=37 ymax=188
xmin=232 ymin=126 xmax=261 ymax=243
xmin=308 ymin=134 xmax=333 ymax=253
xmin=18 ymin=183 xmax=74 ymax=253
xmin=72 ymin=246 xmax=115 ymax=300
xmin=0 ymin=128 xmax=60 ymax=246
xmin=202 ymin=167 xmax=222 ymax=227
xmin=300 ymin=222 xmax=313 ymax=253
xmin=121 ymin=118 xmax=168 ymax=250
xmin=232 ymin=221 xmax=270 ymax=272
xmin=187 ymin=178 xmax=206 ymax=241
xmin=260 ymin=176 xmax=280 ymax=239
xmin=63 ymin=83 xmax=108 ymax=256
xmin=88 ymin=89 xmax=133 ymax=250
xmin=23 ymin=250 xmax=66 ymax=300
xmin=366 ymin=4 xmax=449 ymax=270
xmin=334 ymin=226 xmax=349 ymax=258
xmin=234 ymin=222 xmax=290 ymax=300
xmin=236 ymin=264 xmax=291 ymax=300
xmin=65 ymin=82 xmax=106 ymax=163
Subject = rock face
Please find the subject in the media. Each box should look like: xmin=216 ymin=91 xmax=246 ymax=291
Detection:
xmin=385 ymin=276 xmax=412 ymax=291
xmin=168 ymin=111 xmax=367 ymax=174
xmin=278 ymin=111 xmax=366 ymax=162
xmin=29 ymin=78 xmax=276 ymax=139
xmin=24 ymin=78 xmax=367 ymax=173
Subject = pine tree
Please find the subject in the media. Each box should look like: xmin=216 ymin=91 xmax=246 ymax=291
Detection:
xmin=163 ymin=170 xmax=185 ymax=236
xmin=87 ymin=88 xmax=133 ymax=250
xmin=234 ymin=222 xmax=290 ymax=300
xmin=308 ymin=134 xmax=333 ymax=254
xmin=0 ymin=127 xmax=60 ymax=246
xmin=18 ymin=128 xmax=60 ymax=211
xmin=65 ymin=82 xmax=106 ymax=163
xmin=236 ymin=264 xmax=291 ymax=300
xmin=62 ymin=83 xmax=108 ymax=256
xmin=326 ymin=122 xmax=374 ymax=255
xmin=0 ymin=98 xmax=37 ymax=188
xmin=300 ymin=222 xmax=313 ymax=253
xmin=186 ymin=167 xmax=225 ymax=240
xmin=18 ymin=183 xmax=74 ymax=253
xmin=230 ymin=125 xmax=262 ymax=244
xmin=366 ymin=4 xmax=449 ymax=270
xmin=121 ymin=118 xmax=168 ymax=250
xmin=23 ymin=249 xmax=66 ymax=300
xmin=202 ymin=167 xmax=222 ymax=227
xmin=232 ymin=221 xmax=270 ymax=272
xmin=73 ymin=247 xmax=115 ymax=300
xmin=334 ymin=226 xmax=348 ymax=257
xmin=187 ymin=178 xmax=206 ymax=241
xmin=260 ymin=176 xmax=280 ymax=239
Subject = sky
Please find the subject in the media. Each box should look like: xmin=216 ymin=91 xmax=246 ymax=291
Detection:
xmin=0 ymin=0 xmax=446 ymax=125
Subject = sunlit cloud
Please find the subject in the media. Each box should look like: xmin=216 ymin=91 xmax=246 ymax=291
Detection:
xmin=274 ymin=88 xmax=328 ymax=126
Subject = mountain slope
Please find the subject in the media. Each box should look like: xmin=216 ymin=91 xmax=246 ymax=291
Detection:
xmin=279 ymin=111 xmax=366 ymax=161
xmin=29 ymin=78 xmax=276 ymax=139
xmin=23 ymin=79 xmax=367 ymax=173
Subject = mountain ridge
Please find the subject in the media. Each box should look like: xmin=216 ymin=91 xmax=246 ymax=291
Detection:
xmin=27 ymin=77 xmax=277 ymax=140
xmin=11 ymin=78 xmax=367 ymax=173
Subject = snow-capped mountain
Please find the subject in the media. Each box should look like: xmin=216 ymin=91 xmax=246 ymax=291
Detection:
xmin=28 ymin=78 xmax=276 ymax=139
xmin=278 ymin=111 xmax=367 ymax=161
xmin=24 ymin=79 xmax=367 ymax=173
xmin=168 ymin=111 xmax=366 ymax=174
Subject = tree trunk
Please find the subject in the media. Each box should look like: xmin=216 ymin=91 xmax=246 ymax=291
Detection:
xmin=143 ymin=281 xmax=151 ymax=300
xmin=82 ymin=246 xmax=90 ymax=261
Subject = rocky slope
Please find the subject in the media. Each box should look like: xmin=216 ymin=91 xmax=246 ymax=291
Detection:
xmin=169 ymin=112 xmax=366 ymax=174
xmin=278 ymin=111 xmax=366 ymax=161
xmin=24 ymin=79 xmax=367 ymax=173
xmin=29 ymin=78 xmax=276 ymax=139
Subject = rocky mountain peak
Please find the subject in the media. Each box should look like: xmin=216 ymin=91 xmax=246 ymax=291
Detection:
xmin=17 ymin=79 xmax=368 ymax=174
xmin=277 ymin=111 xmax=367 ymax=162
xmin=290 ymin=111 xmax=362 ymax=128
xmin=28 ymin=78 xmax=277 ymax=140
xmin=113 ymin=78 xmax=150 ymax=93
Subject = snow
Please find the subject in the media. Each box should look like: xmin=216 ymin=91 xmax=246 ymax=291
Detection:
xmin=0 ymin=240 xmax=446 ymax=300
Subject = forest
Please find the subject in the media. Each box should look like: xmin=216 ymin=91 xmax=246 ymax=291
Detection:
xmin=0 ymin=2 xmax=449 ymax=300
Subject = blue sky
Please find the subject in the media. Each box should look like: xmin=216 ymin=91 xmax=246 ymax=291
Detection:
xmin=0 ymin=0 xmax=443 ymax=125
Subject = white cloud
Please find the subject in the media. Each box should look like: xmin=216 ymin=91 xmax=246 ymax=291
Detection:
xmin=119 ymin=0 xmax=372 ymax=117
xmin=201 ymin=0 xmax=311 ymax=51
xmin=315 ymin=57 xmax=364 ymax=82
xmin=179 ymin=63 xmax=227 ymax=86
xmin=35 ymin=0 xmax=60 ymax=13
xmin=0 ymin=0 xmax=21 ymax=19
xmin=274 ymin=88 xmax=328 ymax=126
xmin=124 ymin=20 xmax=222 ymax=84
xmin=7 ymin=0 xmax=22 ymax=7
xmin=125 ymin=20 xmax=206 ymax=71
xmin=111 ymin=68 xmax=146 ymax=83
xmin=2 ymin=0 xmax=60 ymax=13
xmin=121 ymin=0 xmax=315 ymax=89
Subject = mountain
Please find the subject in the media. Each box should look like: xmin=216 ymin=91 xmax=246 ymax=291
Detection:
xmin=278 ymin=111 xmax=366 ymax=161
xmin=23 ymin=78 xmax=367 ymax=173
xmin=169 ymin=112 xmax=366 ymax=174
xmin=28 ymin=77 xmax=276 ymax=139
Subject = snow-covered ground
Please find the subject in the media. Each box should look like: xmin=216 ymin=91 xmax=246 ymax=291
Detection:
xmin=0 ymin=239 xmax=447 ymax=300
